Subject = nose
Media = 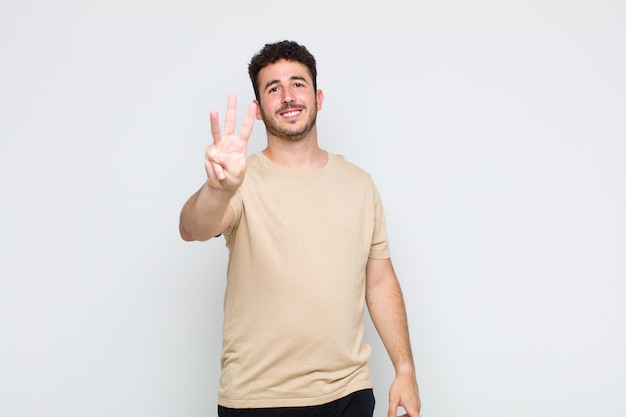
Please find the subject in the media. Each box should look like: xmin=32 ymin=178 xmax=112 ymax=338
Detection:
xmin=281 ymin=88 xmax=295 ymax=104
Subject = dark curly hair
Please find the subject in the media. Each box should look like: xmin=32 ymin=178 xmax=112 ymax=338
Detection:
xmin=248 ymin=40 xmax=317 ymax=102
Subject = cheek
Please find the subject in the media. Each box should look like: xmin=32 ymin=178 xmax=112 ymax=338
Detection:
xmin=259 ymin=97 xmax=280 ymax=113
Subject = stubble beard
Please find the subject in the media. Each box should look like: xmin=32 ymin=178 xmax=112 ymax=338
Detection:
xmin=260 ymin=102 xmax=318 ymax=142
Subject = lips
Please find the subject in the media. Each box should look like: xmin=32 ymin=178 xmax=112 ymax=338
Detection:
xmin=278 ymin=105 xmax=303 ymax=119
xmin=281 ymin=109 xmax=301 ymax=118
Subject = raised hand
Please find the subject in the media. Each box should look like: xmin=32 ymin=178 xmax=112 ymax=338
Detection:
xmin=205 ymin=93 xmax=257 ymax=192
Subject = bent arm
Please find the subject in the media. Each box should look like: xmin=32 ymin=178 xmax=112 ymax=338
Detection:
xmin=179 ymin=182 xmax=235 ymax=241
xmin=179 ymin=94 xmax=256 ymax=242
xmin=365 ymin=257 xmax=421 ymax=417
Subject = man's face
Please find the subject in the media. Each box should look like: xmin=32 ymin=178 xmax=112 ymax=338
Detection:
xmin=255 ymin=59 xmax=323 ymax=141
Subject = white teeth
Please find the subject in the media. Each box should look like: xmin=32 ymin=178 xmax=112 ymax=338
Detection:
xmin=283 ymin=110 xmax=299 ymax=117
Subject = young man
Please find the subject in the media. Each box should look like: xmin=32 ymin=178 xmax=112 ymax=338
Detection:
xmin=179 ymin=40 xmax=421 ymax=417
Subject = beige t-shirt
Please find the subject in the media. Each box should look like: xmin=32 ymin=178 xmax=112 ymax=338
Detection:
xmin=218 ymin=152 xmax=390 ymax=408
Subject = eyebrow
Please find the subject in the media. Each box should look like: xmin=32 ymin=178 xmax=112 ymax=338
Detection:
xmin=264 ymin=75 xmax=308 ymax=91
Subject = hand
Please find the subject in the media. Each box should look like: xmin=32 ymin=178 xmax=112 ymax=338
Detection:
xmin=205 ymin=93 xmax=257 ymax=191
xmin=388 ymin=371 xmax=421 ymax=417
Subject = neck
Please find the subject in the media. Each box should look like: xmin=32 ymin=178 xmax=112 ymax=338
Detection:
xmin=262 ymin=128 xmax=327 ymax=171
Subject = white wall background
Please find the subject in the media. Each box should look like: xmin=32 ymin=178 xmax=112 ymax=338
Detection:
xmin=1 ymin=1 xmax=625 ymax=416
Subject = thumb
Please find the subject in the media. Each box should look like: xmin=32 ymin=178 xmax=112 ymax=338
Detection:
xmin=206 ymin=151 xmax=226 ymax=181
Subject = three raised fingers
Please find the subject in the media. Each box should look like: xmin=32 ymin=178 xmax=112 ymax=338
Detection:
xmin=210 ymin=93 xmax=256 ymax=146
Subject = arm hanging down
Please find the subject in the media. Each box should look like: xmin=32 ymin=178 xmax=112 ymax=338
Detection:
xmin=365 ymin=257 xmax=421 ymax=417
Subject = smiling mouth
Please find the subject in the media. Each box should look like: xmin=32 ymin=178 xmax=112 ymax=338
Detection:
xmin=278 ymin=104 xmax=304 ymax=118
xmin=281 ymin=109 xmax=301 ymax=118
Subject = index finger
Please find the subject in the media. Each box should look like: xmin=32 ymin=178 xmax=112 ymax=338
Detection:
xmin=237 ymin=101 xmax=257 ymax=141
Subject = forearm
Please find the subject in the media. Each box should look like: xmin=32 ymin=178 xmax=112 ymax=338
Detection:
xmin=179 ymin=182 xmax=234 ymax=241
xmin=366 ymin=258 xmax=421 ymax=416
xmin=365 ymin=261 xmax=415 ymax=374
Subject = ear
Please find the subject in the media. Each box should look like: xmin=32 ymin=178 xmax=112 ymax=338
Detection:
xmin=316 ymin=89 xmax=324 ymax=111
xmin=254 ymin=100 xmax=263 ymax=120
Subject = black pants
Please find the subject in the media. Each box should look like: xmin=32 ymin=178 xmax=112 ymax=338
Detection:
xmin=218 ymin=389 xmax=375 ymax=417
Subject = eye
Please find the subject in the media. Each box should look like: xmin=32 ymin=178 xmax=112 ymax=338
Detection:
xmin=294 ymin=82 xmax=304 ymax=88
